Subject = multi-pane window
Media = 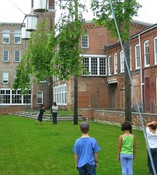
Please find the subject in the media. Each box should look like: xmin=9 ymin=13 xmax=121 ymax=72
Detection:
xmin=108 ymin=56 xmax=112 ymax=75
xmin=154 ymin=37 xmax=157 ymax=65
xmin=37 ymin=91 xmax=43 ymax=104
xmin=83 ymin=57 xmax=89 ymax=74
xmin=14 ymin=50 xmax=20 ymax=62
xmin=144 ymin=40 xmax=150 ymax=67
xmin=2 ymin=72 xmax=9 ymax=84
xmin=83 ymin=56 xmax=106 ymax=76
xmin=120 ymin=51 xmax=124 ymax=72
xmin=53 ymin=84 xmax=67 ymax=105
xmin=81 ymin=35 xmax=89 ymax=48
xmin=91 ymin=57 xmax=97 ymax=75
xmin=114 ymin=53 xmax=118 ymax=74
xmin=135 ymin=44 xmax=140 ymax=69
xmin=2 ymin=30 xmax=10 ymax=44
xmin=156 ymin=77 xmax=157 ymax=104
xmin=12 ymin=90 xmax=22 ymax=104
xmin=0 ymin=89 xmax=31 ymax=104
xmin=0 ymin=89 xmax=10 ymax=104
xmin=130 ymin=47 xmax=132 ymax=70
xmin=14 ymin=30 xmax=21 ymax=44
xmin=3 ymin=50 xmax=9 ymax=62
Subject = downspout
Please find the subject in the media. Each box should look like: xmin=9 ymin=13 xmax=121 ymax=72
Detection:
xmin=138 ymin=34 xmax=144 ymax=112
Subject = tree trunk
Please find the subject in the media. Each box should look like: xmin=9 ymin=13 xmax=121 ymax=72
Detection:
xmin=124 ymin=41 xmax=132 ymax=123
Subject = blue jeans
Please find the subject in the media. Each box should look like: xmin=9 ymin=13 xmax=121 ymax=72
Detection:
xmin=78 ymin=164 xmax=96 ymax=175
xmin=148 ymin=148 xmax=157 ymax=175
xmin=52 ymin=113 xmax=57 ymax=124
xmin=120 ymin=154 xmax=133 ymax=175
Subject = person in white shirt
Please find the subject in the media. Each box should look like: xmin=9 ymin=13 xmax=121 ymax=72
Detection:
xmin=146 ymin=121 xmax=157 ymax=175
xmin=52 ymin=102 xmax=58 ymax=124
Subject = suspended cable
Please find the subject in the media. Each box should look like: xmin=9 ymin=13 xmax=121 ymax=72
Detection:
xmin=108 ymin=0 xmax=156 ymax=174
xmin=8 ymin=0 xmax=25 ymax=16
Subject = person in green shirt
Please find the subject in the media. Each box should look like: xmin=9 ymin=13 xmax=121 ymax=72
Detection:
xmin=118 ymin=121 xmax=136 ymax=175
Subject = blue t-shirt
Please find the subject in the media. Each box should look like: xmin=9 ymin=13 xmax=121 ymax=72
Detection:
xmin=73 ymin=136 xmax=100 ymax=167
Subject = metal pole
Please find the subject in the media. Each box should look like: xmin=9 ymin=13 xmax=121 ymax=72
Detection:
xmin=108 ymin=0 xmax=156 ymax=174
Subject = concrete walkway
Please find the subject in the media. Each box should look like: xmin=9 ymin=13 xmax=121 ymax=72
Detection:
xmin=15 ymin=112 xmax=83 ymax=121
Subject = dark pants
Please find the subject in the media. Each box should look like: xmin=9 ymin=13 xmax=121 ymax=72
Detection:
xmin=148 ymin=148 xmax=157 ymax=175
xmin=52 ymin=112 xmax=57 ymax=124
xmin=78 ymin=164 xmax=96 ymax=175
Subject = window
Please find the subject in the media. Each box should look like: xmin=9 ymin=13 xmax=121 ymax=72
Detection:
xmin=108 ymin=56 xmax=112 ymax=75
xmin=0 ymin=89 xmax=31 ymax=105
xmin=81 ymin=35 xmax=89 ymax=48
xmin=14 ymin=30 xmax=21 ymax=44
xmin=37 ymin=91 xmax=43 ymax=104
xmin=12 ymin=90 xmax=22 ymax=104
xmin=3 ymin=50 xmax=9 ymax=62
xmin=130 ymin=47 xmax=132 ymax=70
xmin=2 ymin=72 xmax=9 ymax=84
xmin=135 ymin=44 xmax=140 ymax=69
xmin=154 ymin=37 xmax=157 ymax=65
xmin=120 ymin=51 xmax=124 ymax=72
xmin=144 ymin=40 xmax=150 ymax=67
xmin=14 ymin=50 xmax=20 ymax=62
xmin=156 ymin=77 xmax=157 ymax=104
xmin=2 ymin=30 xmax=10 ymax=44
xmin=114 ymin=53 xmax=118 ymax=74
xmin=53 ymin=84 xmax=67 ymax=105
xmin=83 ymin=55 xmax=106 ymax=76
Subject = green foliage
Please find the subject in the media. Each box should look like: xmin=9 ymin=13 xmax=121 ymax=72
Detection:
xmin=48 ymin=0 xmax=87 ymax=80
xmin=13 ymin=20 xmax=54 ymax=93
xmin=91 ymin=0 xmax=141 ymax=40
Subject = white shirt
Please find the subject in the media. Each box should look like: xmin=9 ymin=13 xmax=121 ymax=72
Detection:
xmin=52 ymin=105 xmax=58 ymax=113
xmin=146 ymin=127 xmax=157 ymax=148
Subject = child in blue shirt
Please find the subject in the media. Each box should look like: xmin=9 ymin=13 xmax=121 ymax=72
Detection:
xmin=73 ymin=122 xmax=100 ymax=175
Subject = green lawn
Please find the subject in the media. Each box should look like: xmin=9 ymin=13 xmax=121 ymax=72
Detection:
xmin=0 ymin=115 xmax=149 ymax=175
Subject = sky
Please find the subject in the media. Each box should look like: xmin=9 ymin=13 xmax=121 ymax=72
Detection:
xmin=0 ymin=0 xmax=156 ymax=24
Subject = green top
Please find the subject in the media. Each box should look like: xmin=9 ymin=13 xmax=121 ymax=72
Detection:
xmin=121 ymin=135 xmax=134 ymax=154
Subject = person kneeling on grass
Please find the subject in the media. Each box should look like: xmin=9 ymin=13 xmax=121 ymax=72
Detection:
xmin=73 ymin=122 xmax=100 ymax=175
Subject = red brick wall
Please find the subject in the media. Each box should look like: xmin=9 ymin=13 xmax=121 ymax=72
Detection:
xmin=79 ymin=108 xmax=157 ymax=127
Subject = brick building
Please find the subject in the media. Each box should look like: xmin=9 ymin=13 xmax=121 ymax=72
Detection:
xmin=0 ymin=0 xmax=55 ymax=114
xmin=53 ymin=20 xmax=154 ymax=112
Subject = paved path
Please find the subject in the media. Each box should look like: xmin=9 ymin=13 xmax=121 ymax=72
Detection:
xmin=15 ymin=112 xmax=83 ymax=121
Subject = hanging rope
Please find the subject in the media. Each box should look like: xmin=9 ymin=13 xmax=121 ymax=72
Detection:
xmin=108 ymin=0 xmax=156 ymax=174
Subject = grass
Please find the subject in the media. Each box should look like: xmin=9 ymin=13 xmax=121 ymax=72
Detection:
xmin=0 ymin=115 xmax=149 ymax=175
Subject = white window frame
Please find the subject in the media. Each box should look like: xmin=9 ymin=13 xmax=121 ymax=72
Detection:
xmin=2 ymin=72 xmax=9 ymax=84
xmin=120 ymin=50 xmax=124 ymax=73
xmin=108 ymin=56 xmax=112 ymax=76
xmin=130 ymin=47 xmax=132 ymax=71
xmin=144 ymin=40 xmax=150 ymax=67
xmin=81 ymin=35 xmax=89 ymax=48
xmin=154 ymin=37 xmax=157 ymax=65
xmin=0 ymin=88 xmax=31 ymax=105
xmin=37 ymin=91 xmax=43 ymax=104
xmin=82 ymin=55 xmax=107 ymax=76
xmin=53 ymin=84 xmax=67 ymax=105
xmin=135 ymin=44 xmax=140 ymax=69
xmin=14 ymin=50 xmax=21 ymax=62
xmin=14 ymin=30 xmax=21 ymax=44
xmin=156 ymin=77 xmax=157 ymax=104
xmin=3 ymin=50 xmax=9 ymax=62
xmin=2 ymin=30 xmax=10 ymax=44
xmin=114 ymin=53 xmax=118 ymax=74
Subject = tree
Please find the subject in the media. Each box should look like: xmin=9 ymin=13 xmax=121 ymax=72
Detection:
xmin=13 ymin=20 xmax=53 ymax=93
xmin=91 ymin=0 xmax=141 ymax=123
xmin=48 ymin=0 xmax=87 ymax=124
